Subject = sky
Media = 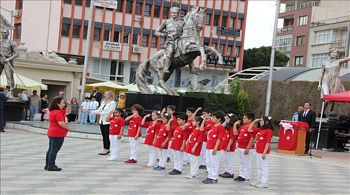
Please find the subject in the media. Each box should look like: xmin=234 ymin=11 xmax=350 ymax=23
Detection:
xmin=244 ymin=0 xmax=279 ymax=49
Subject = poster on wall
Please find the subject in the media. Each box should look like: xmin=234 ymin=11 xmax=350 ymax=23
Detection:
xmin=94 ymin=0 xmax=118 ymax=9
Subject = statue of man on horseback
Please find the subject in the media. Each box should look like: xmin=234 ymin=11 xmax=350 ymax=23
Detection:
xmin=136 ymin=6 xmax=223 ymax=95
xmin=155 ymin=7 xmax=184 ymax=73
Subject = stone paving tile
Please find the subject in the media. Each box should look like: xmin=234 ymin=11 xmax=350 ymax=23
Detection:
xmin=1 ymin=129 xmax=350 ymax=195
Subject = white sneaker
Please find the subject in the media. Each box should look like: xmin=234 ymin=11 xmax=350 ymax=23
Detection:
xmin=249 ymin=182 xmax=260 ymax=187
xmin=256 ymin=183 xmax=268 ymax=188
xmin=184 ymin=174 xmax=194 ymax=179
xmin=107 ymin=157 xmax=117 ymax=161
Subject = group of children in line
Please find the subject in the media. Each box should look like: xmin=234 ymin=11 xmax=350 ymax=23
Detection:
xmin=80 ymin=96 xmax=99 ymax=124
xmin=105 ymin=104 xmax=273 ymax=188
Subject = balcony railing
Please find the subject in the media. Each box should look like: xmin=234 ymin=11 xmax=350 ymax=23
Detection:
xmin=280 ymin=1 xmax=319 ymax=13
xmin=277 ymin=25 xmax=294 ymax=33
xmin=311 ymin=15 xmax=350 ymax=27
xmin=330 ymin=39 xmax=347 ymax=48
xmin=276 ymin=46 xmax=291 ymax=52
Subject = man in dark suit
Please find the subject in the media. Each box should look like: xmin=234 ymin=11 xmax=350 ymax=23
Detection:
xmin=90 ymin=87 xmax=102 ymax=105
xmin=300 ymin=102 xmax=316 ymax=154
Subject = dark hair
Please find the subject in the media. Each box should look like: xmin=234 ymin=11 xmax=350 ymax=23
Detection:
xmin=71 ymin=97 xmax=77 ymax=103
xmin=244 ymin=112 xmax=255 ymax=120
xmin=212 ymin=111 xmax=225 ymax=123
xmin=225 ymin=113 xmax=238 ymax=129
xmin=41 ymin=93 xmax=47 ymax=98
xmin=33 ymin=90 xmax=37 ymax=94
xmin=131 ymin=104 xmax=144 ymax=114
xmin=186 ymin=107 xmax=196 ymax=113
xmin=162 ymin=113 xmax=172 ymax=121
xmin=48 ymin=96 xmax=64 ymax=111
xmin=114 ymin=108 xmax=124 ymax=117
xmin=260 ymin=116 xmax=274 ymax=130
xmin=153 ymin=110 xmax=162 ymax=117
xmin=194 ymin=116 xmax=204 ymax=126
xmin=203 ymin=108 xmax=213 ymax=114
xmin=305 ymin=102 xmax=312 ymax=106
xmin=166 ymin=105 xmax=176 ymax=111
xmin=177 ymin=114 xmax=188 ymax=122
xmin=91 ymin=96 xmax=97 ymax=99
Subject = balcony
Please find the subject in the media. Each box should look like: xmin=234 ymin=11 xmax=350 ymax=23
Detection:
xmin=311 ymin=15 xmax=350 ymax=27
xmin=330 ymin=39 xmax=347 ymax=48
xmin=277 ymin=26 xmax=294 ymax=33
xmin=280 ymin=1 xmax=319 ymax=13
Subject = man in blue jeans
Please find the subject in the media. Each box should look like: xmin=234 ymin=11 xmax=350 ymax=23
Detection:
xmin=29 ymin=90 xmax=40 ymax=121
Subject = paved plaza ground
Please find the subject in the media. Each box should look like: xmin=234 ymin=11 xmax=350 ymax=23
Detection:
xmin=1 ymin=127 xmax=350 ymax=194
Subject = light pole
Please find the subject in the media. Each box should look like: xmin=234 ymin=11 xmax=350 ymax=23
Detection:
xmin=265 ymin=0 xmax=280 ymax=116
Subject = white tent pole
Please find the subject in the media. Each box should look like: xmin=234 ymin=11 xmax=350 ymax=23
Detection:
xmin=316 ymin=101 xmax=325 ymax=149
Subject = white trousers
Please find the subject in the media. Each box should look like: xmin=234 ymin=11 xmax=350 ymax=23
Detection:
xmin=223 ymin=151 xmax=234 ymax=174
xmin=190 ymin=155 xmax=199 ymax=176
xmin=238 ymin=148 xmax=253 ymax=180
xmin=183 ymin=153 xmax=190 ymax=164
xmin=157 ymin=148 xmax=168 ymax=167
xmin=167 ymin=140 xmax=173 ymax=159
xmin=109 ymin=135 xmax=120 ymax=159
xmin=199 ymin=142 xmax=207 ymax=166
xmin=256 ymin=153 xmax=269 ymax=184
xmin=206 ymin=149 xmax=221 ymax=180
xmin=129 ymin=137 xmax=141 ymax=160
xmin=173 ymin=150 xmax=184 ymax=171
xmin=148 ymin=146 xmax=157 ymax=166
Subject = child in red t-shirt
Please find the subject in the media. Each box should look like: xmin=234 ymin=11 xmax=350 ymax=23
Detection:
xmin=199 ymin=108 xmax=213 ymax=169
xmin=124 ymin=104 xmax=144 ymax=164
xmin=142 ymin=111 xmax=162 ymax=167
xmin=202 ymin=111 xmax=225 ymax=184
xmin=219 ymin=113 xmax=239 ymax=179
xmin=234 ymin=112 xmax=259 ymax=182
xmin=163 ymin=105 xmax=178 ymax=162
xmin=249 ymin=116 xmax=274 ymax=188
xmin=153 ymin=114 xmax=172 ymax=171
xmin=169 ymin=115 xmax=188 ymax=175
xmin=106 ymin=108 xmax=125 ymax=161
xmin=184 ymin=116 xmax=204 ymax=179
xmin=184 ymin=107 xmax=202 ymax=166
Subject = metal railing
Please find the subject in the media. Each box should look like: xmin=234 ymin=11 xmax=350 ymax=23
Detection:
xmin=330 ymin=39 xmax=347 ymax=48
xmin=311 ymin=15 xmax=350 ymax=27
xmin=277 ymin=25 xmax=294 ymax=33
xmin=280 ymin=1 xmax=319 ymax=13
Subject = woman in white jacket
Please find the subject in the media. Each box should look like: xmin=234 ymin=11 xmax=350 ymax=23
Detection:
xmin=93 ymin=91 xmax=117 ymax=155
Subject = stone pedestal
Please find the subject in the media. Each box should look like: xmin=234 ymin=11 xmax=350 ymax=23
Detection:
xmin=4 ymin=101 xmax=25 ymax=121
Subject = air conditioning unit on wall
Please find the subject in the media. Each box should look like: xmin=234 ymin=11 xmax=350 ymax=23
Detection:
xmin=132 ymin=45 xmax=141 ymax=54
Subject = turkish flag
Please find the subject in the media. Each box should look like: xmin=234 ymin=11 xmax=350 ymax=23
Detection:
xmin=278 ymin=121 xmax=300 ymax=150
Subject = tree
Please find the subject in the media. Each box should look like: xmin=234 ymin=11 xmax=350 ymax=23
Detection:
xmin=243 ymin=46 xmax=289 ymax=69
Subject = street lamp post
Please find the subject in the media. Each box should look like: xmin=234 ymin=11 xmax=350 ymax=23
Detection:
xmin=265 ymin=0 xmax=281 ymax=116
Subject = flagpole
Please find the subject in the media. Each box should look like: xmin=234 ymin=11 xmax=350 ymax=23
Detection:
xmin=80 ymin=0 xmax=95 ymax=103
xmin=265 ymin=0 xmax=280 ymax=116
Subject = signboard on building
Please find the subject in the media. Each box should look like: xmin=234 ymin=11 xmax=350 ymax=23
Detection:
xmin=94 ymin=0 xmax=118 ymax=9
xmin=207 ymin=55 xmax=236 ymax=67
xmin=217 ymin=27 xmax=240 ymax=37
xmin=103 ymin=41 xmax=121 ymax=52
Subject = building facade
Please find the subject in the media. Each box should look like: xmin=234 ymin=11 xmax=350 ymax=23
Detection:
xmin=277 ymin=0 xmax=350 ymax=67
xmin=2 ymin=0 xmax=248 ymax=91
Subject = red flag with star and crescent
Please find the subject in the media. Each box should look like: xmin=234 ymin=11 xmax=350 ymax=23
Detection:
xmin=278 ymin=121 xmax=300 ymax=150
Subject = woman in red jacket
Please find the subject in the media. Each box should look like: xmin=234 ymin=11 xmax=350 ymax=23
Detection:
xmin=45 ymin=96 xmax=70 ymax=171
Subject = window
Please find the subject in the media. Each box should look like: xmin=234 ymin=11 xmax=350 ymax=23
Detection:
xmin=136 ymin=2 xmax=142 ymax=15
xmin=222 ymin=16 xmax=228 ymax=27
xmin=296 ymin=35 xmax=305 ymax=46
xmin=126 ymin=0 xmax=133 ymax=14
xmin=129 ymin=63 xmax=139 ymax=83
xmin=91 ymin=58 xmax=111 ymax=80
xmin=276 ymin=35 xmax=292 ymax=52
xmin=313 ymin=30 xmax=334 ymax=45
xmin=14 ymin=24 xmax=21 ymax=40
xmin=294 ymin=56 xmax=304 ymax=66
xmin=227 ymin=46 xmax=233 ymax=55
xmin=214 ymin=15 xmax=220 ymax=26
xmin=180 ymin=9 xmax=186 ymax=17
xmin=235 ymin=46 xmax=240 ymax=57
xmin=154 ymin=5 xmax=161 ymax=18
xmin=72 ymin=24 xmax=81 ymax=38
xmin=163 ymin=7 xmax=169 ymax=19
xmin=61 ymin=23 xmax=70 ymax=37
xmin=230 ymin=17 xmax=234 ymax=28
xmin=116 ymin=0 xmax=123 ymax=12
xmin=298 ymin=15 xmax=308 ymax=26
xmin=64 ymin=0 xmax=71 ymax=4
xmin=123 ymin=32 xmax=129 ymax=43
xmin=16 ymin=0 xmax=23 ymax=9
xmin=312 ymin=53 xmax=328 ymax=67
xmin=205 ymin=14 xmax=211 ymax=25
xmin=237 ymin=19 xmax=242 ymax=29
xmin=113 ymin=31 xmax=119 ymax=42
xmin=103 ymin=30 xmax=110 ymax=41
xmin=83 ymin=25 xmax=88 ymax=39
xmin=151 ymin=35 xmax=158 ymax=48
xmin=86 ymin=0 xmax=91 ymax=7
xmin=93 ymin=27 xmax=101 ymax=41
xmin=220 ymin=44 xmax=225 ymax=54
xmin=145 ymin=5 xmax=151 ymax=16
xmin=75 ymin=0 xmax=83 ymax=6
xmin=110 ymin=61 xmax=124 ymax=83
xmin=142 ymin=35 xmax=149 ymax=47
xmin=132 ymin=34 xmax=138 ymax=45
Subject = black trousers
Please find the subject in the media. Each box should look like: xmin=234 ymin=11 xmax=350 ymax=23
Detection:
xmin=68 ymin=114 xmax=77 ymax=122
xmin=46 ymin=137 xmax=65 ymax=166
xmin=305 ymin=131 xmax=312 ymax=153
xmin=100 ymin=124 xmax=110 ymax=150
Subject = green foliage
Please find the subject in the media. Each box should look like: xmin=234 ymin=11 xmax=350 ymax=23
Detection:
xmin=243 ymin=46 xmax=289 ymax=69
xmin=229 ymin=77 xmax=240 ymax=96
xmin=236 ymin=90 xmax=250 ymax=117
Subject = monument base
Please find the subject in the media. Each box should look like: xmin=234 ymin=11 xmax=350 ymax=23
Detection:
xmin=4 ymin=101 xmax=25 ymax=121
xmin=125 ymin=93 xmax=204 ymax=114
